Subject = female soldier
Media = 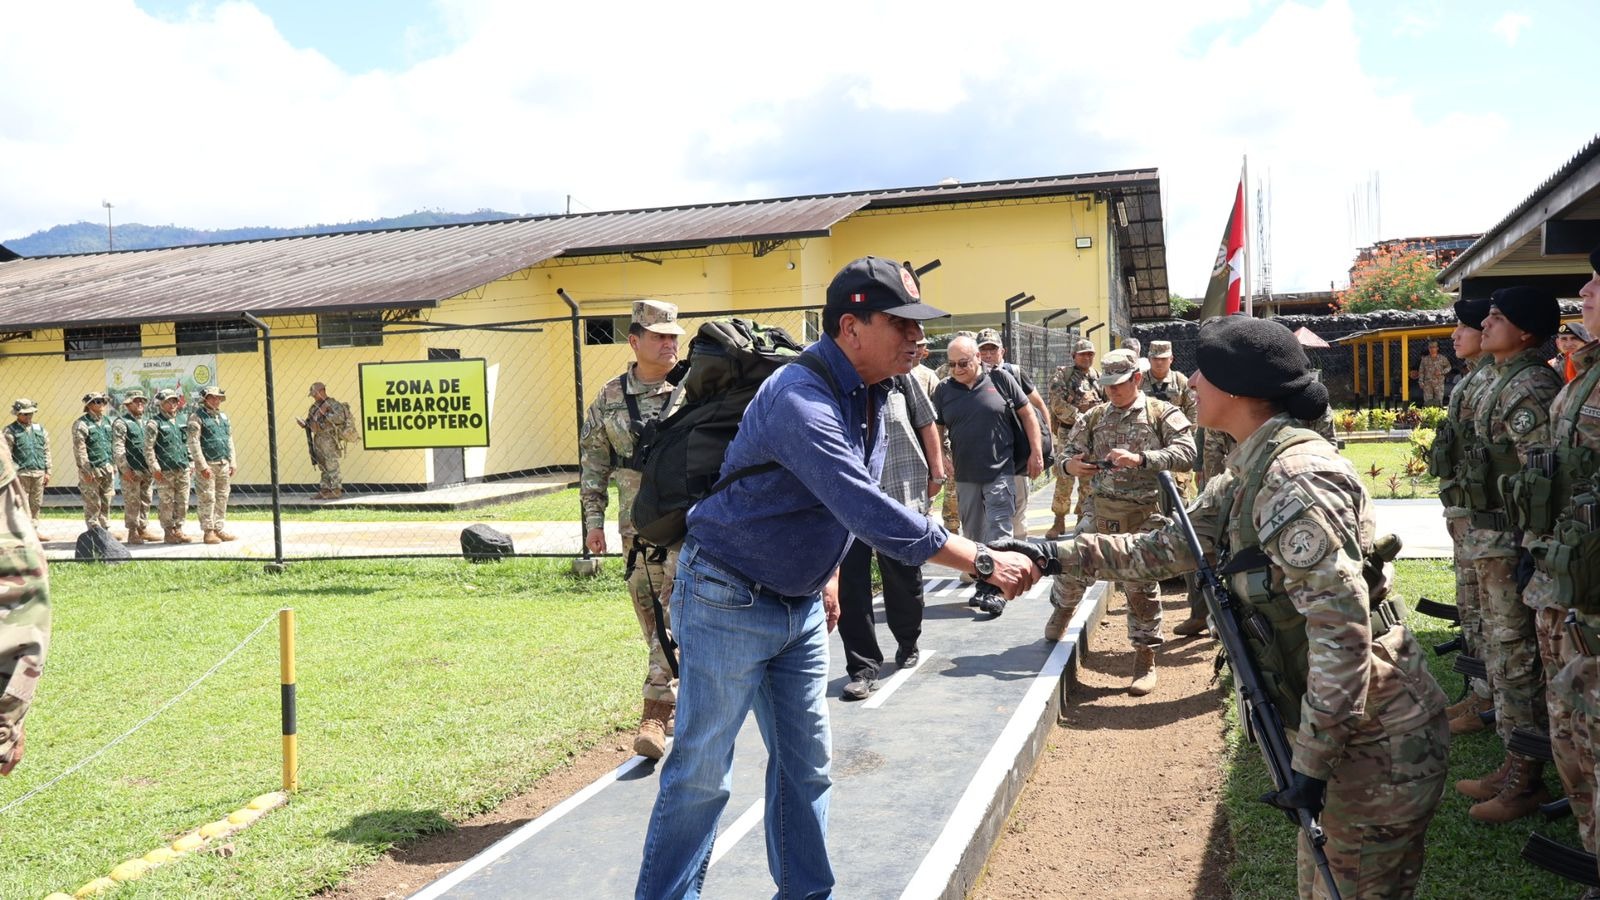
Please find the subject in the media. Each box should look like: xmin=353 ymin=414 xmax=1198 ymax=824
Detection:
xmin=997 ymin=315 xmax=1449 ymax=898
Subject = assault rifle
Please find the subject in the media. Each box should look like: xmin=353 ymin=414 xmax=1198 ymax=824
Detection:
xmin=1158 ymin=472 xmax=1342 ymax=900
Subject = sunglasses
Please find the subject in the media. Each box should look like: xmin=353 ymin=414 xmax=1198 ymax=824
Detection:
xmin=948 ymin=358 xmax=977 ymax=370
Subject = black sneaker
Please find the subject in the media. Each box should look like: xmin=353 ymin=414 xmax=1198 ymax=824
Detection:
xmin=841 ymin=676 xmax=878 ymax=701
xmin=896 ymin=647 xmax=920 ymax=669
xmin=967 ymin=592 xmax=982 ymax=608
xmin=980 ymin=595 xmax=1007 ymax=617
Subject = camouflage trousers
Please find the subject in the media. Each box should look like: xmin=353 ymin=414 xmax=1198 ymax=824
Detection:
xmin=1447 ymin=515 xmax=1490 ymax=698
xmin=940 ymin=483 xmax=960 ymax=533
xmin=1051 ymin=496 xmax=1164 ymax=647
xmin=0 ymin=475 xmax=49 ymax=768
xmin=1552 ymin=634 xmax=1600 ymax=871
xmin=1531 ymin=600 xmax=1597 ymax=854
xmin=1296 ymin=714 xmax=1449 ymax=899
xmin=195 ymin=461 xmax=233 ymax=533
xmin=627 ymin=542 xmax=678 ymax=706
xmin=1473 ymin=554 xmax=1547 ymax=742
xmin=155 ymin=468 xmax=192 ymax=532
xmin=313 ymin=434 xmax=343 ymax=491
xmin=1011 ymin=475 xmax=1031 ymax=538
xmin=1420 ymin=382 xmax=1444 ymax=407
xmin=16 ymin=472 xmax=45 ymax=528
xmin=1050 ymin=471 xmax=1093 ymax=518
xmin=80 ymin=465 xmax=114 ymax=529
xmin=121 ymin=469 xmax=154 ymax=533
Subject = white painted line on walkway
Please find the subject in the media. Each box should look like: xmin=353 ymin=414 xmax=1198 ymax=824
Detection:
xmin=708 ymin=799 xmax=765 ymax=866
xmin=862 ymin=650 xmax=935 ymax=709
xmin=898 ymin=579 xmax=1107 ymax=900
xmin=407 ymin=753 xmax=649 ymax=900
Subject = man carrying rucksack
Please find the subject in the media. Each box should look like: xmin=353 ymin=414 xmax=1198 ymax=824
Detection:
xmin=635 ymin=256 xmax=1040 ymax=900
xmin=579 ymin=299 xmax=686 ymax=761
xmin=298 ymin=382 xmax=353 ymax=499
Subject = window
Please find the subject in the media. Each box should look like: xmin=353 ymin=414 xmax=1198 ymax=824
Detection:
xmin=804 ymin=311 xmax=821 ymax=344
xmin=65 ymin=324 xmax=142 ymax=361
xmin=584 ymin=315 xmax=630 ymax=345
xmin=176 ymin=320 xmax=258 ymax=355
xmin=318 ymin=312 xmax=384 ymax=348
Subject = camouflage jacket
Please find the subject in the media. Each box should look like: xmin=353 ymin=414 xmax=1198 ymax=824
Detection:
xmin=1463 ymin=348 xmax=1563 ymax=556
xmin=0 ymin=451 xmax=49 ymax=767
xmin=1063 ymin=393 xmax=1195 ymax=505
xmin=306 ymin=397 xmax=351 ymax=441
xmin=579 ymin=365 xmax=681 ymax=539
xmin=1200 ymin=411 xmax=1334 ymax=488
xmin=1054 ymin=413 xmax=1445 ymax=778
xmin=1144 ymin=368 xmax=1196 ymax=424
xmin=1441 ymin=356 xmax=1495 ymax=519
xmin=1048 ymin=366 xmax=1104 ymax=434
xmin=1418 ymin=353 xmax=1451 ymax=388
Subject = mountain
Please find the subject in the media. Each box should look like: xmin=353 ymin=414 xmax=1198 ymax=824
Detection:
xmin=2 ymin=209 xmax=525 ymax=257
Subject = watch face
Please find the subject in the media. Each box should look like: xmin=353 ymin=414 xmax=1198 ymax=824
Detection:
xmin=975 ymin=548 xmax=995 ymax=576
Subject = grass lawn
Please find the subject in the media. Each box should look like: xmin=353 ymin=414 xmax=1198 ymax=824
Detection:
xmin=1224 ymin=559 xmax=1581 ymax=898
xmin=0 ymin=558 xmax=640 ymax=898
xmin=1339 ymin=440 xmax=1441 ymax=501
xmin=38 ymin=485 xmax=613 ymax=525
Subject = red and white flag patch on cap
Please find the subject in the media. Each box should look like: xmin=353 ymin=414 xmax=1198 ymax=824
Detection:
xmin=850 ymin=292 xmax=866 ymax=304
xmin=900 ymin=267 xmax=921 ymax=299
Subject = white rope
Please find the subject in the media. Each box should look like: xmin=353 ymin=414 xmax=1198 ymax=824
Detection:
xmin=0 ymin=611 xmax=278 ymax=817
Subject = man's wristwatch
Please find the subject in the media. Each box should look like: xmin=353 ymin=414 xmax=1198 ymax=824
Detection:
xmin=972 ymin=543 xmax=995 ymax=580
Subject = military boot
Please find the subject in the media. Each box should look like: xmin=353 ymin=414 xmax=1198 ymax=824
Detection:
xmin=1450 ymin=694 xmax=1494 ymax=735
xmin=216 ymin=529 xmax=237 ymax=542
xmin=169 ymin=528 xmax=194 ymax=544
xmin=1445 ymin=691 xmax=1490 ymax=721
xmin=1044 ymin=605 xmax=1073 ymax=642
xmin=126 ymin=530 xmax=144 ymax=545
xmin=203 ymin=530 xmax=222 ymax=545
xmin=634 ymin=700 xmax=671 ymax=760
xmin=1457 ymin=754 xmax=1515 ymax=801
xmin=139 ymin=525 xmax=161 ymax=541
xmin=1172 ymin=614 xmax=1208 ymax=636
xmin=1045 ymin=515 xmax=1067 ymax=540
xmin=1469 ymin=754 xmax=1551 ymax=823
xmin=1129 ymin=645 xmax=1159 ymax=696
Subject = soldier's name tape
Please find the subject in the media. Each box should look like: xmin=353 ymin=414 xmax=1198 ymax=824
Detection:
xmin=48 ymin=791 xmax=287 ymax=898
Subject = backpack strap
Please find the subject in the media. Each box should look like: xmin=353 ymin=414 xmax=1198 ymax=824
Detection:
xmin=700 ymin=352 xmax=842 ymax=497
xmin=622 ymin=386 xmax=643 ymax=428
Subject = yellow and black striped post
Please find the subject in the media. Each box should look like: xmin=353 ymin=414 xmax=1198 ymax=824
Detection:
xmin=279 ymin=608 xmax=298 ymax=792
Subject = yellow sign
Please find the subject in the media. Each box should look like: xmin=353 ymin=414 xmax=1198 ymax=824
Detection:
xmin=357 ymin=359 xmax=490 ymax=449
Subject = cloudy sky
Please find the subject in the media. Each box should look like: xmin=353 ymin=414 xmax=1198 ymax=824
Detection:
xmin=2 ymin=0 xmax=1593 ymax=296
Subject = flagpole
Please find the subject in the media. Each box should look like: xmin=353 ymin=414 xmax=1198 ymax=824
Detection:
xmin=1243 ymin=155 xmax=1252 ymax=317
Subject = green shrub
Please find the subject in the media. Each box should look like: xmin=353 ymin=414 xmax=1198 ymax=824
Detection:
xmin=1371 ymin=408 xmax=1399 ymax=431
xmin=1410 ymin=427 xmax=1436 ymax=462
xmin=1336 ymin=410 xmax=1362 ymax=434
xmin=1419 ymin=406 xmax=1448 ymax=430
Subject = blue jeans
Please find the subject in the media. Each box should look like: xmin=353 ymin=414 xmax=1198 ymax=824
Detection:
xmin=636 ymin=538 xmax=835 ymax=900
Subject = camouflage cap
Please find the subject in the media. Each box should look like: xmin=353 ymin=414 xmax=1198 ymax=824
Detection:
xmin=1097 ymin=349 xmax=1142 ymax=386
xmin=154 ymin=388 xmax=181 ymax=403
xmin=82 ymin=392 xmax=110 ymax=405
xmin=1148 ymin=340 xmax=1173 ymax=358
xmin=632 ymin=299 xmax=686 ymax=336
xmin=1073 ymin=339 xmax=1095 ymax=354
xmin=308 ymin=382 xmax=326 ymax=397
xmin=122 ymin=389 xmax=147 ymax=404
xmin=11 ymin=398 xmax=37 ymax=414
xmin=200 ymin=385 xmax=227 ymax=399
xmin=975 ymin=328 xmax=1002 ymax=348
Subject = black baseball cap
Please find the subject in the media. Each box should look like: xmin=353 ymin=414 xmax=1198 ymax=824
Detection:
xmin=825 ymin=256 xmax=949 ymax=320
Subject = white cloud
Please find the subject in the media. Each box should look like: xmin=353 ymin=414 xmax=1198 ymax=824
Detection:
xmin=1492 ymin=11 xmax=1532 ymax=46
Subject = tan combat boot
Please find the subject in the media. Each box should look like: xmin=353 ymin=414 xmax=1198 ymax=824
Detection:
xmin=1457 ymin=754 xmax=1515 ymax=801
xmin=140 ymin=525 xmax=161 ymax=541
xmin=1445 ymin=691 xmax=1489 ymax=721
xmin=216 ymin=529 xmax=237 ymax=542
xmin=634 ymin=700 xmax=672 ymax=760
xmin=170 ymin=528 xmax=194 ymax=544
xmin=1469 ymin=754 xmax=1551 ymax=823
xmin=1172 ymin=614 xmax=1208 ymax=636
xmin=1129 ymin=645 xmax=1159 ymax=696
xmin=126 ymin=530 xmax=144 ymax=545
xmin=1450 ymin=694 xmax=1494 ymax=735
xmin=1044 ymin=606 xmax=1073 ymax=642
xmin=1044 ymin=515 xmax=1067 ymax=541
xmin=203 ymin=530 xmax=222 ymax=545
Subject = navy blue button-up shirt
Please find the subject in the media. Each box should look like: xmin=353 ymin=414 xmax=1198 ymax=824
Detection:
xmin=685 ymin=334 xmax=949 ymax=597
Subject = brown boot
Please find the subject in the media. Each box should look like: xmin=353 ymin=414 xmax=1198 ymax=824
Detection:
xmin=1044 ymin=515 xmax=1067 ymax=540
xmin=126 ymin=530 xmax=145 ymax=545
xmin=216 ymin=530 xmax=237 ymax=542
xmin=1173 ymin=614 xmax=1209 ymax=636
xmin=1450 ymin=695 xmax=1494 ymax=735
xmin=1457 ymin=754 xmax=1515 ymax=801
xmin=1469 ymin=754 xmax=1552 ymax=823
xmin=140 ymin=525 xmax=160 ymax=541
xmin=1044 ymin=606 xmax=1073 ymax=642
xmin=1129 ymin=645 xmax=1159 ymax=696
xmin=203 ymin=530 xmax=222 ymax=545
xmin=634 ymin=700 xmax=672 ymax=760
xmin=1446 ymin=692 xmax=1490 ymax=721
xmin=168 ymin=528 xmax=194 ymax=544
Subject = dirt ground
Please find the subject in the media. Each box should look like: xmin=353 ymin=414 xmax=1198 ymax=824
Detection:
xmin=324 ymin=585 xmax=1233 ymax=900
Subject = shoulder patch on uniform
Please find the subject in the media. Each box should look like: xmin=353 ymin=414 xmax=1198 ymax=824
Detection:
xmin=1257 ymin=484 xmax=1314 ymax=544
xmin=1277 ymin=517 xmax=1332 ymax=569
xmin=1510 ymin=407 xmax=1538 ymax=435
xmin=1582 ymin=404 xmax=1600 ymax=421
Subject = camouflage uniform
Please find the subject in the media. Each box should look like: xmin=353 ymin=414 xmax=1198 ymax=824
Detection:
xmin=1049 ymin=384 xmax=1194 ymax=648
xmin=1418 ymin=350 xmax=1451 ymax=407
xmin=1441 ymin=357 xmax=1496 ymax=703
xmin=3 ymin=404 xmax=51 ymax=533
xmin=112 ymin=395 xmax=155 ymax=541
xmin=581 ymin=365 xmax=684 ymax=707
xmin=144 ymin=394 xmax=193 ymax=538
xmin=186 ymin=390 xmax=237 ymax=539
xmin=304 ymin=391 xmax=352 ymax=495
xmin=0 ymin=449 xmax=49 ymax=774
xmin=1050 ymin=362 xmax=1104 ymax=518
xmin=1198 ymin=409 xmax=1334 ymax=491
xmin=71 ymin=398 xmax=115 ymax=529
xmin=1053 ymin=412 xmax=1449 ymax=899
xmin=1144 ymin=361 xmax=1196 ymax=498
xmin=1461 ymin=347 xmax=1561 ymax=746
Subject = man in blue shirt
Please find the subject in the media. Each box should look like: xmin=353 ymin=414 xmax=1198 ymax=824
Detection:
xmin=635 ymin=256 xmax=1041 ymax=900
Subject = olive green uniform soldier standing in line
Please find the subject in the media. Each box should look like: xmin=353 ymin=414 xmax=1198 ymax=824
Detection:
xmin=299 ymin=383 xmax=352 ymax=499
xmin=186 ymin=386 xmax=237 ymax=544
xmin=0 ymin=446 xmax=50 ymax=778
xmin=1431 ymin=298 xmax=1497 ymax=733
xmin=71 ymin=393 xmax=115 ymax=532
xmin=579 ymin=299 xmax=686 ymax=761
xmin=4 ymin=400 xmax=51 ymax=540
xmin=1045 ymin=349 xmax=1194 ymax=696
xmin=1417 ymin=340 xmax=1452 ymax=407
xmin=1454 ymin=287 xmax=1564 ymax=823
xmin=112 ymin=391 xmax=158 ymax=545
xmin=998 ymin=316 xmax=1449 ymax=899
xmin=1045 ymin=340 xmax=1104 ymax=539
xmin=144 ymin=388 xmax=194 ymax=544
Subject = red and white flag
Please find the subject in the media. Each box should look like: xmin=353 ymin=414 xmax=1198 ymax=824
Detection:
xmin=1201 ymin=173 xmax=1246 ymax=319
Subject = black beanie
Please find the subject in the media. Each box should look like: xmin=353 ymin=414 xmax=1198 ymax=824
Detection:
xmin=1453 ymin=296 xmax=1492 ymax=330
xmin=1196 ymin=316 xmax=1329 ymax=421
xmin=1489 ymin=286 xmax=1560 ymax=339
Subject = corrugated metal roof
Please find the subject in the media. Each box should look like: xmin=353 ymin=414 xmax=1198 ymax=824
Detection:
xmin=0 ymin=171 xmax=1162 ymax=331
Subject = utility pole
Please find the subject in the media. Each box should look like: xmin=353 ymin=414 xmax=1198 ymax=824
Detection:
xmin=102 ymin=200 xmax=114 ymax=251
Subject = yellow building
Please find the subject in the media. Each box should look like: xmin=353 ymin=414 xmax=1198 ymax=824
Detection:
xmin=0 ymin=171 xmax=1169 ymax=492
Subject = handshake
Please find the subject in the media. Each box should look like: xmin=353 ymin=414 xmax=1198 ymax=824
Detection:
xmin=987 ymin=538 xmax=1064 ymax=576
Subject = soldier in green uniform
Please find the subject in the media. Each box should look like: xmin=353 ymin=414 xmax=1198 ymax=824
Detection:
xmin=1453 ymin=288 xmax=1564 ymax=824
xmin=579 ymin=299 xmax=686 ymax=761
xmin=1416 ymin=340 xmax=1452 ymax=406
xmin=4 ymin=399 xmax=52 ymax=540
xmin=112 ymin=391 xmax=158 ymax=545
xmin=1044 ymin=349 xmax=1193 ymax=696
xmin=299 ymin=382 xmax=353 ymax=499
xmin=0 ymin=446 xmax=49 ymax=778
xmin=1001 ymin=316 xmax=1448 ymax=899
xmin=144 ymin=388 xmax=195 ymax=544
xmin=187 ymin=386 xmax=237 ymax=544
xmin=71 ymin=393 xmax=115 ymax=533
xmin=1045 ymin=339 xmax=1104 ymax=539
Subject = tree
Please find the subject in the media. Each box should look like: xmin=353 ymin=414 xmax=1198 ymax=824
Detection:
xmin=1336 ymin=246 xmax=1452 ymax=314
xmin=1168 ymin=292 xmax=1197 ymax=317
